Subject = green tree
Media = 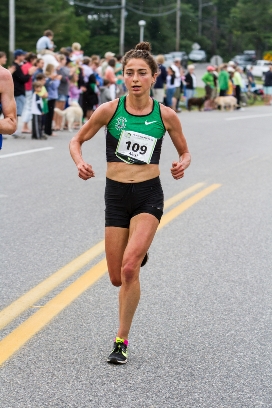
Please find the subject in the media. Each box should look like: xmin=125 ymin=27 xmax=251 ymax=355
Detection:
xmin=230 ymin=0 xmax=272 ymax=58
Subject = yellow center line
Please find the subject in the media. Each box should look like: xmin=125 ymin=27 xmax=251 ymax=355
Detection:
xmin=0 ymin=183 xmax=221 ymax=366
xmin=0 ymin=183 xmax=203 ymax=331
xmin=0 ymin=241 xmax=105 ymax=330
xmin=164 ymin=182 xmax=205 ymax=210
xmin=158 ymin=184 xmax=221 ymax=230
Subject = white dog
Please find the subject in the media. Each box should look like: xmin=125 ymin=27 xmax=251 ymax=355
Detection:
xmin=214 ymin=96 xmax=237 ymax=111
xmin=54 ymin=101 xmax=83 ymax=132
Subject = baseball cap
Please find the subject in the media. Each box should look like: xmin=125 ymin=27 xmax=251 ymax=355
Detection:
xmin=14 ymin=49 xmax=26 ymax=58
xmin=207 ymin=65 xmax=215 ymax=71
xmin=105 ymin=52 xmax=115 ymax=58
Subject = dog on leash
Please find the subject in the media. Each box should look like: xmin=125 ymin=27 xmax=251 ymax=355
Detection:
xmin=54 ymin=101 xmax=83 ymax=132
xmin=214 ymin=96 xmax=237 ymax=111
xmin=187 ymin=97 xmax=206 ymax=111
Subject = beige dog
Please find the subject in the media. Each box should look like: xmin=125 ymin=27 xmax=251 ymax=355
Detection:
xmin=54 ymin=101 xmax=83 ymax=132
xmin=214 ymin=96 xmax=237 ymax=111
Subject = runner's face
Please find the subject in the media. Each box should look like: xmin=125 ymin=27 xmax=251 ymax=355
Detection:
xmin=124 ymin=58 xmax=156 ymax=96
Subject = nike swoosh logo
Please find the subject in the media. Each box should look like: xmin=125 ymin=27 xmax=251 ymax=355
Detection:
xmin=145 ymin=120 xmax=157 ymax=125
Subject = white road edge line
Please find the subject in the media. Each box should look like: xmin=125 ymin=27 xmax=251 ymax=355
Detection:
xmin=0 ymin=147 xmax=54 ymax=159
xmin=225 ymin=113 xmax=272 ymax=121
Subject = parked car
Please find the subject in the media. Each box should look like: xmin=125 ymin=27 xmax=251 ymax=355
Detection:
xmin=232 ymin=54 xmax=254 ymax=69
xmin=243 ymin=50 xmax=256 ymax=64
xmin=163 ymin=53 xmax=174 ymax=68
xmin=169 ymin=51 xmax=188 ymax=68
xmin=188 ymin=49 xmax=207 ymax=62
xmin=251 ymin=60 xmax=270 ymax=78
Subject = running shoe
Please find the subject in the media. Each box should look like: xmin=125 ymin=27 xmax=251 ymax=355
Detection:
xmin=107 ymin=337 xmax=128 ymax=364
xmin=141 ymin=252 xmax=149 ymax=267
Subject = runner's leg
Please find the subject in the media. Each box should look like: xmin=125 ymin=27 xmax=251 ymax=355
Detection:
xmin=118 ymin=213 xmax=159 ymax=339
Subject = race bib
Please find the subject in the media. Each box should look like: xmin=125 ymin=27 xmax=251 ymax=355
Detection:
xmin=116 ymin=130 xmax=157 ymax=164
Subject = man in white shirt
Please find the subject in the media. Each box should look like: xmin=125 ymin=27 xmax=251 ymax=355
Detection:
xmin=171 ymin=58 xmax=182 ymax=112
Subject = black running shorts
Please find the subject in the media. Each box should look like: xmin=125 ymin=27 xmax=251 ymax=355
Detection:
xmin=105 ymin=177 xmax=164 ymax=228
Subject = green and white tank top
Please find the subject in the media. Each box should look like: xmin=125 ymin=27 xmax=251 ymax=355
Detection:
xmin=106 ymin=95 xmax=166 ymax=165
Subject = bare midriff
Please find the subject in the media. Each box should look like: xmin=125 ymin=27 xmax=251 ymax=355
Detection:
xmin=106 ymin=162 xmax=160 ymax=183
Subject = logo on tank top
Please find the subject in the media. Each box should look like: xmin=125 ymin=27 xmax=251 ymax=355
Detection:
xmin=115 ymin=117 xmax=127 ymax=131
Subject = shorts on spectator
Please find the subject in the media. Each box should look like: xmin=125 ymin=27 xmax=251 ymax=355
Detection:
xmin=57 ymin=94 xmax=67 ymax=102
xmin=174 ymin=87 xmax=181 ymax=99
xmin=264 ymin=86 xmax=272 ymax=95
xmin=15 ymin=95 xmax=26 ymax=116
xmin=153 ymin=88 xmax=165 ymax=103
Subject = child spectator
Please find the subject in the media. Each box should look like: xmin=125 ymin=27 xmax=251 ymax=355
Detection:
xmin=36 ymin=73 xmax=48 ymax=131
xmin=44 ymin=63 xmax=61 ymax=136
xmin=31 ymin=81 xmax=46 ymax=139
xmin=69 ymin=72 xmax=81 ymax=103
xmin=100 ymin=79 xmax=112 ymax=104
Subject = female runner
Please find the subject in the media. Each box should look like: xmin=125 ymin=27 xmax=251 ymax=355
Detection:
xmin=69 ymin=42 xmax=191 ymax=364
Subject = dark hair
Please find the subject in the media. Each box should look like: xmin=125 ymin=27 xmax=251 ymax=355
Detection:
xmin=116 ymin=54 xmax=122 ymax=61
xmin=103 ymin=79 xmax=110 ymax=86
xmin=122 ymin=42 xmax=158 ymax=75
xmin=83 ymin=57 xmax=91 ymax=65
xmin=44 ymin=30 xmax=53 ymax=37
xmin=0 ymin=51 xmax=6 ymax=59
xmin=25 ymin=52 xmax=37 ymax=62
xmin=108 ymin=58 xmax=116 ymax=68
xmin=36 ymin=73 xmax=46 ymax=80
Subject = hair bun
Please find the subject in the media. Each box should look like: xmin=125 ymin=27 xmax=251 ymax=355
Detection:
xmin=135 ymin=42 xmax=151 ymax=52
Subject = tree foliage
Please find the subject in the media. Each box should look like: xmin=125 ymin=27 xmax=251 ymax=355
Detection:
xmin=0 ymin=0 xmax=271 ymax=62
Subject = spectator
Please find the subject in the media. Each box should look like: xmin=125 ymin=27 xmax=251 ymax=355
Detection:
xmin=185 ymin=64 xmax=197 ymax=108
xmin=35 ymin=73 xmax=48 ymax=131
xmin=233 ymin=66 xmax=243 ymax=109
xmin=71 ymin=42 xmax=83 ymax=62
xmin=21 ymin=52 xmax=38 ymax=134
xmin=36 ymin=30 xmax=54 ymax=54
xmin=153 ymin=55 xmax=167 ymax=103
xmin=218 ymin=63 xmax=229 ymax=96
xmin=171 ymin=58 xmax=182 ymax=112
xmin=54 ymin=54 xmax=70 ymax=130
xmin=104 ymin=58 xmax=117 ymax=100
xmin=40 ymin=49 xmax=59 ymax=72
xmin=44 ymin=63 xmax=61 ymax=136
xmin=246 ymin=66 xmax=256 ymax=89
xmin=100 ymin=79 xmax=112 ymax=104
xmin=166 ymin=66 xmax=176 ymax=109
xmin=83 ymin=72 xmax=98 ymax=120
xmin=263 ymin=63 xmax=272 ymax=105
xmin=31 ymin=81 xmax=46 ymax=139
xmin=32 ymin=58 xmax=45 ymax=82
xmin=202 ymin=65 xmax=215 ymax=110
xmin=115 ymin=55 xmax=125 ymax=96
xmin=0 ymin=51 xmax=7 ymax=67
xmin=11 ymin=49 xmax=36 ymax=138
xmin=226 ymin=67 xmax=235 ymax=96
xmin=101 ymin=51 xmax=115 ymax=78
xmin=69 ymin=72 xmax=81 ymax=103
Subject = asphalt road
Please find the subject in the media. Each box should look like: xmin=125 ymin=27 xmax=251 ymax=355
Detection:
xmin=0 ymin=105 xmax=272 ymax=407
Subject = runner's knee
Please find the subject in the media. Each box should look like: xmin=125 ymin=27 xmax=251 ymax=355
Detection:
xmin=121 ymin=259 xmax=139 ymax=284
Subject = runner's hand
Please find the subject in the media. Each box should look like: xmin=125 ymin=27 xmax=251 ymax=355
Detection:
xmin=170 ymin=161 xmax=185 ymax=180
xmin=77 ymin=162 xmax=95 ymax=180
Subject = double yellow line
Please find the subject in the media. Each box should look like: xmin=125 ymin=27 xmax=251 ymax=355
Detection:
xmin=0 ymin=182 xmax=221 ymax=366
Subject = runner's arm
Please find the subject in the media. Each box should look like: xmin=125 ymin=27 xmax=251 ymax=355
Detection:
xmin=69 ymin=99 xmax=118 ymax=180
xmin=0 ymin=68 xmax=17 ymax=134
xmin=161 ymin=105 xmax=191 ymax=180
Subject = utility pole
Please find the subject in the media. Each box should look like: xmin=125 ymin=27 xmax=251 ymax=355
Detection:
xmin=176 ymin=0 xmax=180 ymax=51
xmin=198 ymin=0 xmax=202 ymax=37
xmin=119 ymin=0 xmax=126 ymax=55
xmin=9 ymin=0 xmax=15 ymax=64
